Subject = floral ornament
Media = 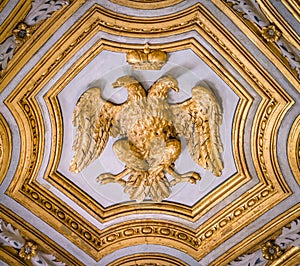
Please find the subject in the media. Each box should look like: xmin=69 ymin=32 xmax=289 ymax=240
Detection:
xmin=261 ymin=24 xmax=281 ymax=42
xmin=13 ymin=22 xmax=32 ymax=44
xmin=19 ymin=241 xmax=38 ymax=260
xmin=262 ymin=240 xmax=283 ymax=261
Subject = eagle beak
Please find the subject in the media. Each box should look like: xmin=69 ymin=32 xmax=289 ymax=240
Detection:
xmin=173 ymin=87 xmax=179 ymax=92
xmin=112 ymin=81 xmax=121 ymax=88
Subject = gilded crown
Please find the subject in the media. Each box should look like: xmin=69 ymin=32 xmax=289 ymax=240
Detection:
xmin=126 ymin=44 xmax=167 ymax=70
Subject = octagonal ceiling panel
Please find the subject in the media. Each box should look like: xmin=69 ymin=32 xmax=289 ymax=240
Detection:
xmin=0 ymin=1 xmax=300 ymax=265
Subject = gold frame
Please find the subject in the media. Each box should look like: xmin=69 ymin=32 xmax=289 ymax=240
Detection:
xmin=288 ymin=115 xmax=300 ymax=185
xmin=0 ymin=113 xmax=11 ymax=184
xmin=3 ymin=3 xmax=294 ymax=262
xmin=281 ymin=0 xmax=300 ymax=23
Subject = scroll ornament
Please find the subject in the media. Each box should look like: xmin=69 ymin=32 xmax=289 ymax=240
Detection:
xmin=0 ymin=0 xmax=68 ymax=73
xmin=229 ymin=218 xmax=300 ymax=265
xmin=70 ymin=75 xmax=223 ymax=202
xmin=226 ymin=0 xmax=300 ymax=78
xmin=0 ymin=219 xmax=65 ymax=265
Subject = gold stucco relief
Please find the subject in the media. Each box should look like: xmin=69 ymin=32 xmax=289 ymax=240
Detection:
xmin=70 ymin=75 xmax=223 ymax=202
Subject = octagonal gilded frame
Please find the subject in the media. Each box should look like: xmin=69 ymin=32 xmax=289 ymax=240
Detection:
xmin=4 ymin=4 xmax=293 ymax=261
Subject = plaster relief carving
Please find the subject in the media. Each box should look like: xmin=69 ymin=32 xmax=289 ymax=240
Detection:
xmin=126 ymin=44 xmax=167 ymax=70
xmin=70 ymin=75 xmax=223 ymax=202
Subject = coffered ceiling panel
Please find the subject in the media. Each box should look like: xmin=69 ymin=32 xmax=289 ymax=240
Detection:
xmin=0 ymin=1 xmax=299 ymax=265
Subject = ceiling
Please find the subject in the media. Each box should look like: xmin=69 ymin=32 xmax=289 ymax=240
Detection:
xmin=0 ymin=0 xmax=300 ymax=265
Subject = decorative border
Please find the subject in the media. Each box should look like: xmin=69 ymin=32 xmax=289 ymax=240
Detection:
xmin=288 ymin=115 xmax=300 ymax=185
xmin=0 ymin=204 xmax=82 ymax=266
xmin=4 ymin=3 xmax=292 ymax=261
xmin=212 ymin=0 xmax=300 ymax=91
xmin=0 ymin=0 xmax=86 ymax=88
xmin=0 ymin=113 xmax=11 ymax=185
xmin=212 ymin=204 xmax=300 ymax=265
xmin=109 ymin=0 xmax=184 ymax=9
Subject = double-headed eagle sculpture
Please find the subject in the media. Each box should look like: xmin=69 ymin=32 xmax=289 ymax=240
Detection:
xmin=70 ymin=75 xmax=223 ymax=202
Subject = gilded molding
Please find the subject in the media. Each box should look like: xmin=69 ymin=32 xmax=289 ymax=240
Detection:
xmin=0 ymin=204 xmax=82 ymax=266
xmin=109 ymin=0 xmax=184 ymax=9
xmin=288 ymin=115 xmax=300 ymax=185
xmin=0 ymin=113 xmax=12 ymax=185
xmin=4 ymin=3 xmax=292 ymax=260
xmin=212 ymin=204 xmax=300 ymax=265
xmin=212 ymin=0 xmax=300 ymax=91
xmin=0 ymin=0 xmax=69 ymax=76
xmin=281 ymin=0 xmax=300 ymax=23
xmin=109 ymin=253 xmax=188 ymax=266
xmin=0 ymin=0 xmax=86 ymax=88
xmin=228 ymin=218 xmax=300 ymax=265
xmin=257 ymin=0 xmax=300 ymax=50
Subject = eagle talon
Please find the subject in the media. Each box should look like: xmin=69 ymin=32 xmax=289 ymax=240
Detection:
xmin=96 ymin=168 xmax=132 ymax=187
xmin=97 ymin=176 xmax=126 ymax=186
xmin=170 ymin=176 xmax=198 ymax=186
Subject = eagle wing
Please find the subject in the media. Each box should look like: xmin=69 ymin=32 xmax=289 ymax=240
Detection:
xmin=171 ymin=86 xmax=223 ymax=176
xmin=70 ymin=88 xmax=120 ymax=173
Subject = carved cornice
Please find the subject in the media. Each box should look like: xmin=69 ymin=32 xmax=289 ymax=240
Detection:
xmin=109 ymin=0 xmax=184 ymax=9
xmin=4 ymin=3 xmax=293 ymax=261
xmin=0 ymin=113 xmax=11 ymax=185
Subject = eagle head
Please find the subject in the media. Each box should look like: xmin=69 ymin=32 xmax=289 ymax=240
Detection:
xmin=148 ymin=75 xmax=179 ymax=98
xmin=112 ymin=75 xmax=146 ymax=100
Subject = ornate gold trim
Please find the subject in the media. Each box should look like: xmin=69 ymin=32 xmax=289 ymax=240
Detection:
xmin=0 ymin=0 xmax=86 ymax=90
xmin=0 ymin=1 xmax=31 ymax=44
xmin=109 ymin=0 xmax=184 ymax=9
xmin=270 ymin=246 xmax=300 ymax=266
xmin=281 ymin=0 xmax=300 ymax=23
xmin=212 ymin=204 xmax=300 ymax=265
xmin=0 ymin=113 xmax=12 ymax=185
xmin=257 ymin=0 xmax=300 ymax=51
xmin=0 ymin=204 xmax=83 ymax=266
xmin=288 ymin=115 xmax=300 ymax=185
xmin=211 ymin=0 xmax=300 ymax=91
xmin=109 ymin=253 xmax=189 ymax=266
xmin=5 ymin=3 xmax=292 ymax=260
